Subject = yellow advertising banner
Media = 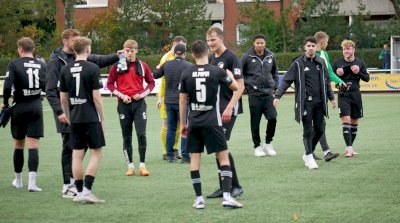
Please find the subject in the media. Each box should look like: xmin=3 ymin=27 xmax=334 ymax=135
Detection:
xmin=331 ymin=73 xmax=400 ymax=91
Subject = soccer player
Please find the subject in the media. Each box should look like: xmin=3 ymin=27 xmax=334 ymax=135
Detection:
xmin=332 ymin=40 xmax=370 ymax=157
xmin=46 ymin=29 xmax=120 ymax=198
xmin=2 ymin=37 xmax=46 ymax=192
xmin=241 ymin=34 xmax=278 ymax=157
xmin=273 ymin=36 xmax=336 ymax=170
xmin=313 ymin=31 xmax=344 ymax=161
xmin=153 ymin=43 xmax=193 ymax=163
xmin=60 ymin=37 xmax=106 ymax=204
xmin=206 ymin=26 xmax=245 ymax=198
xmin=179 ymin=40 xmax=243 ymax=209
xmin=106 ymin=39 xmax=155 ymax=176
xmin=157 ymin=36 xmax=187 ymax=160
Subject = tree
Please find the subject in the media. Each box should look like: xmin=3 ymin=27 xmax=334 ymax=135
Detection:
xmin=63 ymin=0 xmax=76 ymax=29
xmin=390 ymin=0 xmax=400 ymax=19
xmin=0 ymin=0 xmax=56 ymax=56
xmin=238 ymin=0 xmax=285 ymax=52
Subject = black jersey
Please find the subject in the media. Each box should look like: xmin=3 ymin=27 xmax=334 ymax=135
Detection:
xmin=180 ymin=64 xmax=233 ymax=127
xmin=209 ymin=49 xmax=243 ymax=115
xmin=3 ymin=57 xmax=46 ymax=105
xmin=59 ymin=60 xmax=101 ymax=124
xmin=332 ymin=57 xmax=370 ymax=91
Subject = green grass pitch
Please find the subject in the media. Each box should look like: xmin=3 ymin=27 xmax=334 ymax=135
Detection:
xmin=0 ymin=94 xmax=399 ymax=223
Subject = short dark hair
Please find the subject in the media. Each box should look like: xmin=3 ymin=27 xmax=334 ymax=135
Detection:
xmin=191 ymin=40 xmax=208 ymax=59
xmin=304 ymin=36 xmax=317 ymax=45
xmin=61 ymin=29 xmax=80 ymax=40
xmin=173 ymin=36 xmax=187 ymax=44
xmin=253 ymin=34 xmax=267 ymax=42
xmin=17 ymin=37 xmax=35 ymax=52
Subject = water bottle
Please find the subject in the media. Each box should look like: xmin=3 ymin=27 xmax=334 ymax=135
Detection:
xmin=118 ymin=53 xmax=128 ymax=72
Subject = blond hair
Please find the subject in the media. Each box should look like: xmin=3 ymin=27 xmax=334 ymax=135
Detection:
xmin=70 ymin=37 xmax=92 ymax=54
xmin=123 ymin=39 xmax=138 ymax=49
xmin=314 ymin=31 xmax=329 ymax=41
xmin=206 ymin=26 xmax=223 ymax=37
xmin=341 ymin=39 xmax=355 ymax=48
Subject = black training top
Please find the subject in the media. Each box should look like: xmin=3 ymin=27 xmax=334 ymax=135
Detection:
xmin=303 ymin=58 xmax=322 ymax=103
xmin=332 ymin=57 xmax=370 ymax=91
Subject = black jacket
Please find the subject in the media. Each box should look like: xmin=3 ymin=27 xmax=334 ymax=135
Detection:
xmin=241 ymin=47 xmax=279 ymax=97
xmin=275 ymin=54 xmax=334 ymax=123
xmin=46 ymin=47 xmax=118 ymax=133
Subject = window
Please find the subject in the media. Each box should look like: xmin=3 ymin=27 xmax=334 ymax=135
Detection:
xmin=75 ymin=0 xmax=108 ymax=8
xmin=236 ymin=24 xmax=249 ymax=45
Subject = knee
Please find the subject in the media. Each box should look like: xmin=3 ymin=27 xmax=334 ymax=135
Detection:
xmin=137 ymin=134 xmax=147 ymax=146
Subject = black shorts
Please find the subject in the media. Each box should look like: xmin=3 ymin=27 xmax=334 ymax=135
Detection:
xmin=222 ymin=115 xmax=237 ymax=141
xmin=11 ymin=101 xmax=43 ymax=140
xmin=70 ymin=122 xmax=105 ymax=149
xmin=338 ymin=91 xmax=363 ymax=119
xmin=187 ymin=126 xmax=228 ymax=154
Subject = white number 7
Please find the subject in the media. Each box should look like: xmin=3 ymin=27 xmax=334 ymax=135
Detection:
xmin=72 ymin=73 xmax=80 ymax=97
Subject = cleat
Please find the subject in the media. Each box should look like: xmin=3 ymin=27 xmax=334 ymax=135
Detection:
xmin=168 ymin=155 xmax=177 ymax=163
xmin=162 ymin=154 xmax=169 ymax=160
xmin=125 ymin=168 xmax=135 ymax=176
xmin=77 ymin=194 xmax=105 ymax=204
xmin=193 ymin=199 xmax=205 ymax=209
xmin=263 ymin=143 xmax=277 ymax=156
xmin=139 ymin=167 xmax=150 ymax=176
xmin=302 ymin=154 xmax=309 ymax=167
xmin=313 ymin=153 xmax=322 ymax=160
xmin=231 ymin=187 xmax=244 ymax=198
xmin=303 ymin=154 xmax=318 ymax=169
xmin=181 ymin=157 xmax=190 ymax=164
xmin=28 ymin=185 xmax=42 ymax=192
xmin=12 ymin=179 xmax=23 ymax=189
xmin=206 ymin=188 xmax=223 ymax=199
xmin=325 ymin=152 xmax=339 ymax=162
xmin=222 ymin=198 xmax=243 ymax=209
xmin=174 ymin=150 xmax=182 ymax=159
xmin=254 ymin=146 xmax=266 ymax=157
xmin=62 ymin=185 xmax=78 ymax=198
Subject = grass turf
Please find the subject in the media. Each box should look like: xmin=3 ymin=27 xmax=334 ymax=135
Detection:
xmin=0 ymin=94 xmax=399 ymax=223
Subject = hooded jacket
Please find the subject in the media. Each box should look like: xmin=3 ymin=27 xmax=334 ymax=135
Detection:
xmin=275 ymin=54 xmax=334 ymax=123
xmin=241 ymin=47 xmax=278 ymax=97
xmin=46 ymin=47 xmax=118 ymax=133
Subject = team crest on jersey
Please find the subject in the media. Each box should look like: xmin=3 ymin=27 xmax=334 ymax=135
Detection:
xmin=218 ymin=62 xmax=224 ymax=69
xmin=233 ymin=68 xmax=241 ymax=76
xmin=120 ymin=114 xmax=125 ymax=120
xmin=267 ymin=58 xmax=272 ymax=63
xmin=316 ymin=65 xmax=320 ymax=70
xmin=252 ymin=59 xmax=256 ymax=63
xmin=304 ymin=67 xmax=310 ymax=71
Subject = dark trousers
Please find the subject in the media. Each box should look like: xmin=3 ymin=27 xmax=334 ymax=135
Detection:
xmin=302 ymin=101 xmax=325 ymax=155
xmin=316 ymin=119 xmax=330 ymax=152
xmin=61 ymin=133 xmax=73 ymax=184
xmin=248 ymin=95 xmax=277 ymax=148
xmin=118 ymin=100 xmax=147 ymax=162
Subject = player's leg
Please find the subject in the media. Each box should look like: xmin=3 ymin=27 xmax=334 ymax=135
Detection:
xmin=118 ymin=101 xmax=135 ymax=175
xmin=302 ymin=102 xmax=318 ymax=169
xmin=173 ymin=122 xmax=181 ymax=159
xmin=61 ymin=133 xmax=77 ymax=197
xmin=349 ymin=92 xmax=363 ymax=155
xmin=311 ymin=104 xmax=325 ymax=159
xmin=263 ymin=95 xmax=277 ymax=156
xmin=133 ymin=100 xmax=149 ymax=176
xmin=160 ymin=102 xmax=168 ymax=159
xmin=319 ymin=119 xmax=339 ymax=161
xmin=12 ymin=139 xmax=25 ymax=189
xmin=165 ymin=103 xmax=178 ymax=162
xmin=249 ymin=95 xmax=265 ymax=157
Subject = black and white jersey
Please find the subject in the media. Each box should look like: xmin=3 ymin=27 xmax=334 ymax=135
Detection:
xmin=59 ymin=60 xmax=101 ymax=124
xmin=209 ymin=49 xmax=243 ymax=115
xmin=180 ymin=64 xmax=233 ymax=127
xmin=3 ymin=57 xmax=46 ymax=105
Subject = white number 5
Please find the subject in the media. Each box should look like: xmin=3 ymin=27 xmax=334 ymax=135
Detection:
xmin=196 ymin=78 xmax=206 ymax=102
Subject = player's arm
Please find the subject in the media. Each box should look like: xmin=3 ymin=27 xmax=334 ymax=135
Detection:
xmin=46 ymin=60 xmax=64 ymax=116
xmin=356 ymin=60 xmax=370 ymax=82
xmin=88 ymin=53 xmax=119 ymax=68
xmin=93 ymin=89 xmax=105 ymax=129
xmin=179 ymin=93 xmax=188 ymax=138
xmin=60 ymin=92 xmax=69 ymax=124
xmin=324 ymin=52 xmax=344 ymax=85
xmin=271 ymin=55 xmax=280 ymax=91
xmin=106 ymin=65 xmax=131 ymax=103
xmin=133 ymin=63 xmax=155 ymax=100
xmin=273 ymin=62 xmax=298 ymax=108
xmin=2 ymin=62 xmax=15 ymax=107
xmin=152 ymin=64 xmax=165 ymax=79
xmin=226 ymin=70 xmax=239 ymax=91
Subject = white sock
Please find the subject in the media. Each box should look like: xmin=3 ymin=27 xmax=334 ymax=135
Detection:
xmin=70 ymin=178 xmax=75 ymax=185
xmin=346 ymin=146 xmax=353 ymax=153
xmin=15 ymin=172 xmax=22 ymax=182
xmin=196 ymin=196 xmax=204 ymax=203
xmin=28 ymin=171 xmax=37 ymax=187
xmin=128 ymin=163 xmax=134 ymax=169
xmin=223 ymin=192 xmax=231 ymax=200
xmin=323 ymin=150 xmax=331 ymax=156
xmin=82 ymin=187 xmax=91 ymax=196
xmin=139 ymin=162 xmax=145 ymax=168
xmin=63 ymin=184 xmax=70 ymax=190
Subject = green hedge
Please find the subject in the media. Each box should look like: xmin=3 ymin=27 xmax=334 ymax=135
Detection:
xmin=0 ymin=48 xmax=383 ymax=77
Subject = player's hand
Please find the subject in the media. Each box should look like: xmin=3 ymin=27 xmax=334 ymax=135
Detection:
xmin=117 ymin=48 xmax=130 ymax=55
xmin=132 ymin=94 xmax=141 ymax=101
xmin=226 ymin=69 xmax=234 ymax=79
xmin=181 ymin=125 xmax=188 ymax=138
xmin=122 ymin=95 xmax=132 ymax=104
xmin=221 ymin=108 xmax=232 ymax=123
xmin=331 ymin=100 xmax=337 ymax=109
xmin=336 ymin=68 xmax=344 ymax=76
xmin=156 ymin=97 xmax=163 ymax=109
xmin=273 ymin=99 xmax=279 ymax=109
xmin=351 ymin=65 xmax=360 ymax=74
xmin=58 ymin=113 xmax=69 ymax=124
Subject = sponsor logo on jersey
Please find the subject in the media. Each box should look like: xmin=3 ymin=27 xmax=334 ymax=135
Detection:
xmin=218 ymin=62 xmax=224 ymax=68
xmin=233 ymin=68 xmax=241 ymax=76
xmin=69 ymin=98 xmax=87 ymax=105
xmin=70 ymin=66 xmax=82 ymax=73
xmin=120 ymin=114 xmax=125 ymax=120
xmin=23 ymin=89 xmax=42 ymax=96
xmin=267 ymin=58 xmax=272 ymax=63
xmin=304 ymin=67 xmax=310 ymax=71
xmin=252 ymin=59 xmax=256 ymax=63
xmin=316 ymin=65 xmax=320 ymax=70
xmin=23 ymin=63 xmax=41 ymax=69
xmin=191 ymin=103 xmax=213 ymax=111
